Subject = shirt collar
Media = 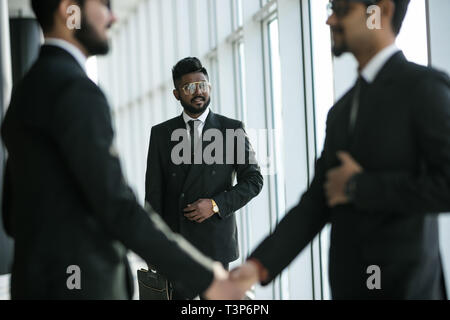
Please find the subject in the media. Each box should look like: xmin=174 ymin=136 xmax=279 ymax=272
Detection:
xmin=360 ymin=43 xmax=399 ymax=83
xmin=44 ymin=38 xmax=87 ymax=72
xmin=183 ymin=107 xmax=210 ymax=124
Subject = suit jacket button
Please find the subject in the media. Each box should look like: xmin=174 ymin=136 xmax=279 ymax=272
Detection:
xmin=172 ymin=173 xmax=176 ymax=177
xmin=181 ymin=193 xmax=185 ymax=198
xmin=212 ymin=170 xmax=216 ymax=175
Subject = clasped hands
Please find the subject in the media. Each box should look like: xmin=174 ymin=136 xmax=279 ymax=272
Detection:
xmin=204 ymin=261 xmax=261 ymax=300
xmin=184 ymin=199 xmax=216 ymax=223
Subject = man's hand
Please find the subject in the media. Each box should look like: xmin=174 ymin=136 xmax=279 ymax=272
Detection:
xmin=184 ymin=199 xmax=215 ymax=223
xmin=203 ymin=262 xmax=246 ymax=300
xmin=325 ymin=151 xmax=363 ymax=207
xmin=230 ymin=261 xmax=260 ymax=293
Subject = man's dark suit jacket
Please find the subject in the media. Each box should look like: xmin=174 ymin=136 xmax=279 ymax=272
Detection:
xmin=1 ymin=45 xmax=216 ymax=299
xmin=145 ymin=111 xmax=263 ymax=264
xmin=251 ymin=52 xmax=450 ymax=299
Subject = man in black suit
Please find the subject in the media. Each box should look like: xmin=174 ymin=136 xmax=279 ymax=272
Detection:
xmin=145 ymin=57 xmax=263 ymax=298
xmin=1 ymin=0 xmax=244 ymax=300
xmin=232 ymin=0 xmax=450 ymax=299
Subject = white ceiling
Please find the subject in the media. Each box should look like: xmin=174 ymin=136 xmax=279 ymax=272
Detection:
xmin=8 ymin=0 xmax=143 ymax=22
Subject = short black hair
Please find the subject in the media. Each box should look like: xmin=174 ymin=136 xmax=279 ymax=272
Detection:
xmin=172 ymin=57 xmax=209 ymax=88
xmin=31 ymin=0 xmax=84 ymax=33
xmin=362 ymin=0 xmax=410 ymax=35
xmin=390 ymin=0 xmax=410 ymax=35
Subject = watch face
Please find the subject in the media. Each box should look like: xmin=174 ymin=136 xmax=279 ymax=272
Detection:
xmin=213 ymin=206 xmax=219 ymax=213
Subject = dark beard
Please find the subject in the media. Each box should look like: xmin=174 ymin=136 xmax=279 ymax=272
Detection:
xmin=332 ymin=43 xmax=347 ymax=57
xmin=331 ymin=27 xmax=347 ymax=57
xmin=74 ymin=12 xmax=110 ymax=56
xmin=181 ymin=97 xmax=211 ymax=115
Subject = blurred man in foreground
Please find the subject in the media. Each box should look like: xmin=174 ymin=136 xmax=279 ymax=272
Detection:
xmin=232 ymin=0 xmax=450 ymax=299
xmin=1 ymin=0 xmax=244 ymax=300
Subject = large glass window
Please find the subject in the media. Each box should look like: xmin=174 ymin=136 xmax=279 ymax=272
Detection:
xmin=266 ymin=17 xmax=289 ymax=299
xmin=208 ymin=0 xmax=218 ymax=49
xmin=233 ymin=41 xmax=247 ymax=122
xmin=230 ymin=0 xmax=246 ymax=120
xmin=267 ymin=17 xmax=286 ymax=225
xmin=232 ymin=0 xmax=244 ymax=29
xmin=310 ymin=0 xmax=334 ymax=154
xmin=206 ymin=57 xmax=221 ymax=113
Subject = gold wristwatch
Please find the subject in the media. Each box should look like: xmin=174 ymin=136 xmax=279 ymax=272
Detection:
xmin=211 ymin=199 xmax=219 ymax=214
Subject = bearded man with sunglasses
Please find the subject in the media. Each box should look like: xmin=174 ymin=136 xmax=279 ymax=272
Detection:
xmin=145 ymin=57 xmax=263 ymax=299
xmin=231 ymin=0 xmax=450 ymax=299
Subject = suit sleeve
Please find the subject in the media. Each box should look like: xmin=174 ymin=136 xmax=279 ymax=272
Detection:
xmin=52 ymin=78 xmax=214 ymax=295
xmin=354 ymin=72 xmax=450 ymax=214
xmin=145 ymin=126 xmax=164 ymax=215
xmin=249 ymin=121 xmax=332 ymax=284
xmin=213 ymin=122 xmax=263 ymax=219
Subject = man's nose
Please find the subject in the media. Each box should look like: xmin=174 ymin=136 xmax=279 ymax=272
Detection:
xmin=326 ymin=13 xmax=337 ymax=26
xmin=110 ymin=12 xmax=118 ymax=25
xmin=194 ymin=84 xmax=202 ymax=95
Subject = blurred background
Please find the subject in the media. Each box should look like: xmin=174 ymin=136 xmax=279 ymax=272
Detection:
xmin=1 ymin=0 xmax=449 ymax=300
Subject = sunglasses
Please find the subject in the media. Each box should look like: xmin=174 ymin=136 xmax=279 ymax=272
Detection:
xmin=180 ymin=81 xmax=211 ymax=96
xmin=327 ymin=0 xmax=379 ymax=18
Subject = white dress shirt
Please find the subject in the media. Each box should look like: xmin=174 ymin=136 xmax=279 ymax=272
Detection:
xmin=44 ymin=38 xmax=87 ymax=72
xmin=182 ymin=107 xmax=210 ymax=138
xmin=360 ymin=43 xmax=400 ymax=83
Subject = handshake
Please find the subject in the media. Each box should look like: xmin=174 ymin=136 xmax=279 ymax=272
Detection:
xmin=203 ymin=260 xmax=264 ymax=300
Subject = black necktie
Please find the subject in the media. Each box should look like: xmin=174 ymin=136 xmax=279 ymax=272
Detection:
xmin=349 ymin=76 xmax=368 ymax=134
xmin=188 ymin=120 xmax=200 ymax=164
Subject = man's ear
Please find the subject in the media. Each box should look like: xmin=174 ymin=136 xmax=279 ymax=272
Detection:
xmin=379 ymin=0 xmax=395 ymax=22
xmin=57 ymin=0 xmax=71 ymax=21
xmin=173 ymin=89 xmax=180 ymax=101
xmin=55 ymin=0 xmax=77 ymax=29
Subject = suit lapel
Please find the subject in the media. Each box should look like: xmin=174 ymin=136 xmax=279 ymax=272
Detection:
xmin=182 ymin=111 xmax=220 ymax=193
xmin=350 ymin=52 xmax=405 ymax=151
xmin=41 ymin=45 xmax=86 ymax=77
xmin=328 ymin=88 xmax=356 ymax=156
xmin=168 ymin=114 xmax=189 ymax=176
